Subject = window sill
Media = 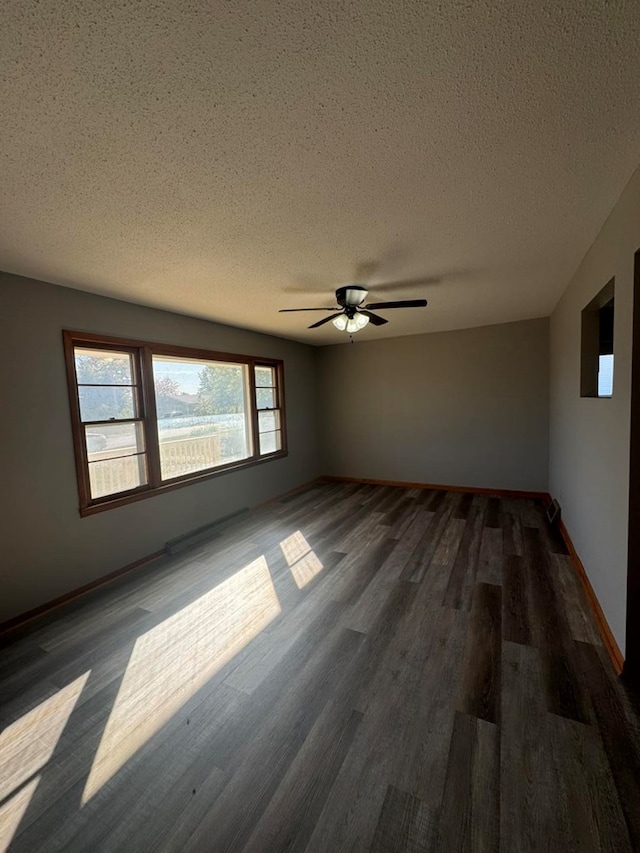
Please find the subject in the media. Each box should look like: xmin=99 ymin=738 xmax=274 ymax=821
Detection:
xmin=79 ymin=450 xmax=289 ymax=517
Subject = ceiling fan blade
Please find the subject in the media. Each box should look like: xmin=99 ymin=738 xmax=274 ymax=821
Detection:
xmin=364 ymin=299 xmax=428 ymax=310
xmin=308 ymin=314 xmax=339 ymax=329
xmin=278 ymin=307 xmax=338 ymax=312
xmin=360 ymin=310 xmax=388 ymax=326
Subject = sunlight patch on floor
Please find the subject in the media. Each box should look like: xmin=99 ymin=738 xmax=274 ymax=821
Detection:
xmin=280 ymin=530 xmax=324 ymax=588
xmin=0 ymin=672 xmax=90 ymax=850
xmin=0 ymin=672 xmax=90 ymax=803
xmin=83 ymin=556 xmax=281 ymax=803
xmin=0 ymin=776 xmax=40 ymax=853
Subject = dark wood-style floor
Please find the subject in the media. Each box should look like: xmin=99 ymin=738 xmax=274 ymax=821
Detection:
xmin=2 ymin=482 xmax=640 ymax=852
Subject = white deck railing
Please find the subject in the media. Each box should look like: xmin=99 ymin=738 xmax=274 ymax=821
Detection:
xmin=89 ymin=432 xmax=233 ymax=498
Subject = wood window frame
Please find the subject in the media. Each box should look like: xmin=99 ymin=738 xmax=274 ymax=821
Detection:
xmin=63 ymin=330 xmax=288 ymax=516
xmin=254 ymin=362 xmax=286 ymax=456
xmin=580 ymin=277 xmax=615 ymax=398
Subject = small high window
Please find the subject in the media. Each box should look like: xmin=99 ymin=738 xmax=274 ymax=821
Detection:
xmin=580 ymin=278 xmax=615 ymax=398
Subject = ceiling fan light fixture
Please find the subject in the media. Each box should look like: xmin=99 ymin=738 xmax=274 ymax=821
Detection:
xmin=332 ymin=314 xmax=348 ymax=331
xmin=354 ymin=312 xmax=370 ymax=330
xmin=345 ymin=312 xmax=369 ymax=333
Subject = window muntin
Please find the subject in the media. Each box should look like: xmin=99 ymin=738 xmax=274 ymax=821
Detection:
xmin=64 ymin=333 xmax=287 ymax=514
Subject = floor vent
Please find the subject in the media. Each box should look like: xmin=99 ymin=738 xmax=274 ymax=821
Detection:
xmin=546 ymin=498 xmax=561 ymax=526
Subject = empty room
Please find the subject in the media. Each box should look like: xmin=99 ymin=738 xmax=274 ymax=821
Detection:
xmin=2 ymin=1 xmax=640 ymax=851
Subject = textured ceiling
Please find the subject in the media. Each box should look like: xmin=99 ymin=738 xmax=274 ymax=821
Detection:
xmin=2 ymin=1 xmax=640 ymax=345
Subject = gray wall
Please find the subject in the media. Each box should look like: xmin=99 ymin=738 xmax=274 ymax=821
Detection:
xmin=0 ymin=272 xmax=321 ymax=623
xmin=549 ymin=165 xmax=640 ymax=655
xmin=318 ymin=318 xmax=549 ymax=493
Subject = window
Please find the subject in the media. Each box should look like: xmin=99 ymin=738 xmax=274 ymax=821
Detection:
xmin=255 ymin=364 xmax=284 ymax=455
xmin=152 ymin=355 xmax=252 ymax=480
xmin=580 ymin=278 xmax=615 ymax=398
xmin=74 ymin=346 xmax=148 ymax=500
xmin=63 ymin=332 xmax=287 ymax=515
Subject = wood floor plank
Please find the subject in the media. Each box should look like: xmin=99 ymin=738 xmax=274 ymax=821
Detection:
xmin=501 ymin=641 xmax=569 ymax=852
xmin=576 ymin=642 xmax=640 ymax=849
xmin=442 ymin=502 xmax=485 ymax=610
xmin=547 ymin=713 xmax=633 ymax=853
xmin=10 ymin=680 xmax=243 ymax=853
xmin=0 ymin=645 xmax=48 ymax=682
xmin=350 ymin=580 xmax=419 ymax=714
xmin=303 ymin=590 xmax=460 ymax=851
xmin=475 ymin=526 xmax=503 ymax=586
xmin=0 ymin=606 xmax=152 ymax=705
xmin=241 ymin=707 xmax=363 ymax=853
xmin=202 ymin=599 xmax=348 ymax=774
xmin=417 ymin=489 xmax=444 ymax=510
xmin=412 ymin=488 xmax=433 ymax=507
xmin=305 ymin=610 xmax=468 ymax=852
xmin=371 ymin=486 xmax=413 ymax=518
xmin=223 ymin=551 xmax=348 ymax=694
xmin=389 ymin=605 xmax=470 ymax=807
xmin=458 ymin=582 xmax=502 ymax=724
xmin=383 ymin=496 xmax=419 ymax=530
xmin=550 ymin=554 xmax=603 ymax=645
xmin=501 ymin=642 xmax=632 ymax=853
xmin=345 ymin=518 xmax=430 ymax=634
xmin=334 ymin=506 xmax=387 ymax=554
xmin=1 ymin=483 xmax=638 ymax=853
xmin=538 ymin=515 xmax=570 ymax=556
xmin=402 ymin=494 xmax=457 ymax=583
xmin=524 ymin=527 xmax=592 ymax=723
xmin=388 ymin=504 xmax=433 ymax=542
xmin=485 ymin=497 xmax=501 ymax=528
xmin=147 ymin=763 xmax=228 ymax=853
xmin=501 ymin=501 xmax=524 ymax=556
xmin=69 ymin=694 xmax=235 ymax=853
xmin=333 ymin=534 xmax=398 ymax=607
xmin=437 ymin=711 xmax=499 ymax=852
xmin=431 ymin=516 xmax=467 ymax=568
xmin=453 ymin=491 xmax=475 ymax=520
xmin=519 ymin=499 xmax=543 ymax=528
xmin=502 ymin=554 xmax=531 ymax=645
xmin=184 ymin=629 xmax=365 ymax=852
xmin=370 ymin=785 xmax=435 ymax=853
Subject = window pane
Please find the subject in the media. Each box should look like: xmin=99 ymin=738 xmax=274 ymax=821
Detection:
xmin=258 ymin=410 xmax=280 ymax=433
xmin=75 ymin=349 xmax=134 ymax=385
xmin=598 ymin=354 xmax=614 ymax=397
xmin=255 ymin=366 xmax=275 ymax=387
xmin=152 ymin=355 xmax=251 ymax=480
xmin=259 ymin=430 xmax=281 ymax=455
xmin=256 ymin=387 xmax=275 ymax=410
xmin=88 ymin=454 xmax=147 ymax=499
xmin=85 ymin=422 xmax=145 ymax=462
xmin=78 ymin=385 xmax=136 ymax=422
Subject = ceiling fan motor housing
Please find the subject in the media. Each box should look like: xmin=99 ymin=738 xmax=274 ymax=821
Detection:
xmin=336 ymin=285 xmax=368 ymax=308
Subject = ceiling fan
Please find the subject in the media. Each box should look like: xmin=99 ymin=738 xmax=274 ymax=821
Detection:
xmin=279 ymin=285 xmax=427 ymax=333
